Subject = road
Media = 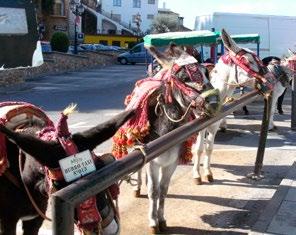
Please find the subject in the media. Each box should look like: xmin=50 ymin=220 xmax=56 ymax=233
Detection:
xmin=1 ymin=64 xmax=295 ymax=234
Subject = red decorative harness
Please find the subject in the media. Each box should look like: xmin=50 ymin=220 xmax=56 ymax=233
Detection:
xmin=221 ymin=51 xmax=275 ymax=91
xmin=38 ymin=114 xmax=102 ymax=232
xmin=0 ymin=103 xmax=117 ymax=233
xmin=112 ymin=62 xmax=207 ymax=163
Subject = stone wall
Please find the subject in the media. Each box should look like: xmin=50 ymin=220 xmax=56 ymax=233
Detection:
xmin=0 ymin=51 xmax=116 ymax=87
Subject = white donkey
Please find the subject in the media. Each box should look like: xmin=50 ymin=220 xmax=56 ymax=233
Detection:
xmin=192 ymin=28 xmax=280 ymax=184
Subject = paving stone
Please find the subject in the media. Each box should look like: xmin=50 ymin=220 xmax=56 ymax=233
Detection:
xmin=267 ymin=200 xmax=296 ymax=235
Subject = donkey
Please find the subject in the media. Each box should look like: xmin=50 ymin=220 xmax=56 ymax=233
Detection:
xmin=112 ymin=44 xmax=220 ymax=233
xmin=266 ymin=54 xmax=295 ymax=130
xmin=191 ymin=28 xmax=280 ymax=184
xmin=0 ymin=102 xmax=134 ymax=235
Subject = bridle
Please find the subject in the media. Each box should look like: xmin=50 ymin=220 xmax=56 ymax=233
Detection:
xmin=221 ymin=50 xmax=270 ymax=89
xmin=155 ymin=62 xmax=218 ymax=122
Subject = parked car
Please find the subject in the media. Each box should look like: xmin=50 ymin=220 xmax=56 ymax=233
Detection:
xmin=80 ymin=44 xmax=97 ymax=51
xmin=93 ymin=44 xmax=111 ymax=51
xmin=68 ymin=45 xmax=87 ymax=54
xmin=117 ymin=42 xmax=153 ymax=65
xmin=40 ymin=41 xmax=52 ymax=53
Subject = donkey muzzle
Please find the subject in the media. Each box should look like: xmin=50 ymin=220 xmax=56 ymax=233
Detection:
xmin=200 ymin=89 xmax=221 ymax=116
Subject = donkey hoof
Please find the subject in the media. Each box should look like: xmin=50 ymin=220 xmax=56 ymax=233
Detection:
xmin=133 ymin=189 xmax=141 ymax=198
xmin=159 ymin=221 xmax=167 ymax=232
xmin=194 ymin=177 xmax=202 ymax=185
xmin=150 ymin=226 xmax=159 ymax=234
xmin=204 ymin=175 xmax=214 ymax=182
xmin=269 ymin=126 xmax=277 ymax=132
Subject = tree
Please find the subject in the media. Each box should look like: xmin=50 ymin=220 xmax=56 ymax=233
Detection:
xmin=150 ymin=15 xmax=179 ymax=33
xmin=50 ymin=32 xmax=70 ymax=53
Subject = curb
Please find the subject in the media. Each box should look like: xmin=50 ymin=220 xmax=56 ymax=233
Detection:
xmin=250 ymin=161 xmax=296 ymax=234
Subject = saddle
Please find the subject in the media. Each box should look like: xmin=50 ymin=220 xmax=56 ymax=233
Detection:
xmin=0 ymin=101 xmax=54 ymax=175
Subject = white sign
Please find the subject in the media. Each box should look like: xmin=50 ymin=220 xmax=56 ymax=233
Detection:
xmin=0 ymin=8 xmax=28 ymax=35
xmin=59 ymin=150 xmax=96 ymax=182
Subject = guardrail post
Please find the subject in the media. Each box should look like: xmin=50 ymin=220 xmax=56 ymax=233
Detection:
xmin=248 ymin=93 xmax=272 ymax=179
xmin=291 ymin=63 xmax=296 ymax=131
xmin=52 ymin=195 xmax=75 ymax=235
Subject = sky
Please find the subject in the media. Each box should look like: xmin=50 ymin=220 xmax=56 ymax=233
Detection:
xmin=158 ymin=0 xmax=296 ymax=30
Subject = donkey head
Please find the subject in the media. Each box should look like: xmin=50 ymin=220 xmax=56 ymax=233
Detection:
xmin=221 ymin=29 xmax=268 ymax=81
xmin=146 ymin=43 xmax=220 ymax=117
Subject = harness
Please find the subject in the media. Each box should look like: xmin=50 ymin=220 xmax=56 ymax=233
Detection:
xmin=38 ymin=116 xmax=120 ymax=233
xmin=0 ymin=103 xmax=119 ymax=234
xmin=221 ymin=51 xmax=274 ymax=92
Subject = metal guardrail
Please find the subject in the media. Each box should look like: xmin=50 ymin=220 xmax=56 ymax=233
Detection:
xmin=52 ymin=90 xmax=262 ymax=235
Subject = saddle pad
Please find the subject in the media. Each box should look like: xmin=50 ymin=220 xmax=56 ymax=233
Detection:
xmin=0 ymin=102 xmax=54 ymax=175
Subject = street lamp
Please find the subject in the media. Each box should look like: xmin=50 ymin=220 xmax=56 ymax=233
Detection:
xmin=69 ymin=0 xmax=84 ymax=54
xmin=134 ymin=12 xmax=142 ymax=41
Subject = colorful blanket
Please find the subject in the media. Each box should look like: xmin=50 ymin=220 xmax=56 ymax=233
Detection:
xmin=112 ymin=64 xmax=205 ymax=164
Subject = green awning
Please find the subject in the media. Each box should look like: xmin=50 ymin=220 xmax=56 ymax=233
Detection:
xmin=217 ymin=33 xmax=260 ymax=44
xmin=144 ymin=30 xmax=220 ymax=47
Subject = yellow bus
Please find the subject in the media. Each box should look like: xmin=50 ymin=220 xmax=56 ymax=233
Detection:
xmin=84 ymin=34 xmax=140 ymax=48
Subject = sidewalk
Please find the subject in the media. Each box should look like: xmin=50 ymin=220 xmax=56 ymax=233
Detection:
xmin=250 ymin=161 xmax=296 ymax=235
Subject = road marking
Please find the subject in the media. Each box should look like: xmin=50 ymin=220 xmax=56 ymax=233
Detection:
xmin=213 ymin=145 xmax=296 ymax=152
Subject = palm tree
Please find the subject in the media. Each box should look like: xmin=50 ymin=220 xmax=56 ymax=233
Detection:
xmin=150 ymin=15 xmax=179 ymax=33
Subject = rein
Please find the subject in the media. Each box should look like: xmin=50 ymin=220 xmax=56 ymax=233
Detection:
xmin=18 ymin=150 xmax=52 ymax=221
xmin=156 ymin=94 xmax=195 ymax=123
xmin=221 ymin=52 xmax=264 ymax=88
xmin=228 ymin=64 xmax=255 ymax=88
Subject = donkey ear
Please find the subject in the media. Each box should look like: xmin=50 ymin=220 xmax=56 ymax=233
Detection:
xmin=145 ymin=45 xmax=172 ymax=69
xmin=0 ymin=124 xmax=65 ymax=168
xmin=72 ymin=109 xmax=135 ymax=151
xmin=221 ymin=28 xmax=241 ymax=54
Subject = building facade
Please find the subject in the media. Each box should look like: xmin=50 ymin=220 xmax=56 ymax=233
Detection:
xmin=98 ymin=0 xmax=159 ymax=34
xmin=34 ymin=0 xmax=70 ymax=41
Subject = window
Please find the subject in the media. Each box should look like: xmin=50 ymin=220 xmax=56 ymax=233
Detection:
xmin=133 ymin=0 xmax=141 ymax=8
xmin=147 ymin=14 xmax=154 ymax=20
xmin=148 ymin=0 xmax=155 ymax=4
xmin=112 ymin=41 xmax=120 ymax=46
xmin=131 ymin=45 xmax=141 ymax=53
xmin=99 ymin=40 xmax=108 ymax=45
xmin=112 ymin=14 xmax=121 ymax=22
xmin=53 ymin=0 xmax=65 ymax=16
xmin=113 ymin=0 xmax=121 ymax=6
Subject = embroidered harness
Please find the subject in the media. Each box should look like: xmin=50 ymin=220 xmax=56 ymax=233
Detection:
xmin=112 ymin=61 xmax=220 ymax=162
xmin=221 ymin=50 xmax=275 ymax=91
xmin=0 ymin=102 xmax=119 ymax=234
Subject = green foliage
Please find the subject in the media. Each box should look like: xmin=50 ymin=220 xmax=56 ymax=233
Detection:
xmin=50 ymin=32 xmax=70 ymax=53
xmin=150 ymin=15 xmax=179 ymax=33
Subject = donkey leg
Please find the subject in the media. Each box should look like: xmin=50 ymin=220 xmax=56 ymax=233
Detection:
xmin=192 ymin=129 xmax=205 ymax=185
xmin=158 ymin=161 xmax=178 ymax=232
xmin=203 ymin=124 xmax=219 ymax=182
xmin=146 ymin=162 xmax=160 ymax=233
xmin=133 ymin=169 xmax=142 ymax=197
xmin=269 ymin=91 xmax=281 ymax=131
xmin=22 ymin=216 xmax=44 ymax=235
xmin=0 ymin=216 xmax=18 ymax=235
xmin=219 ymin=118 xmax=227 ymax=132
